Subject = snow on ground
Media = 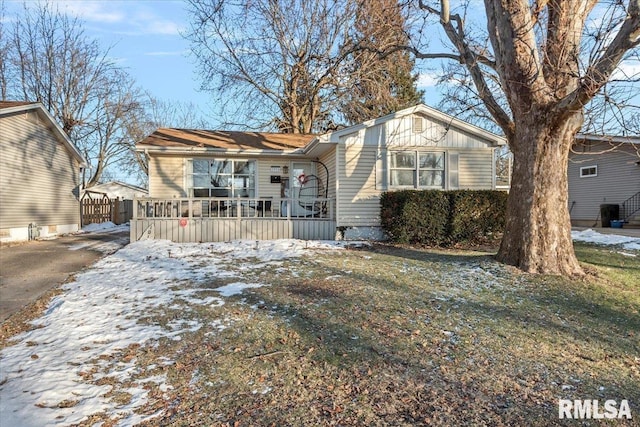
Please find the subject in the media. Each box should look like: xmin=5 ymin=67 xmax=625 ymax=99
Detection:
xmin=80 ymin=221 xmax=130 ymax=234
xmin=571 ymin=228 xmax=640 ymax=252
xmin=0 ymin=230 xmax=636 ymax=426
xmin=0 ymin=239 xmax=349 ymax=427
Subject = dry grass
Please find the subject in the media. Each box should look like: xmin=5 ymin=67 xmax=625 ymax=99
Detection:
xmin=3 ymin=242 xmax=639 ymax=426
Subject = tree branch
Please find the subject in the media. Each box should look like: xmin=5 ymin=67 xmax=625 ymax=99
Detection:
xmin=559 ymin=0 xmax=640 ymax=113
xmin=421 ymin=0 xmax=514 ymax=138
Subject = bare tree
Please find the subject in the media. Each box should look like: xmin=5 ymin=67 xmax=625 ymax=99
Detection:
xmin=186 ymin=0 xmax=358 ymax=133
xmin=0 ymin=0 xmax=10 ymax=99
xmin=3 ymin=3 xmax=149 ymax=187
xmin=120 ymin=96 xmax=212 ymax=184
xmin=391 ymin=0 xmax=640 ymax=276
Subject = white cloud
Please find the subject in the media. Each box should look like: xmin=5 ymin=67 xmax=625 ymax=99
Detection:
xmin=56 ymin=1 xmax=125 ymax=24
xmin=417 ymin=72 xmax=440 ymax=88
xmin=610 ymin=60 xmax=640 ymax=80
xmin=52 ymin=1 xmax=183 ymax=37
xmin=145 ymin=19 xmax=182 ymax=36
xmin=144 ymin=50 xmax=188 ymax=57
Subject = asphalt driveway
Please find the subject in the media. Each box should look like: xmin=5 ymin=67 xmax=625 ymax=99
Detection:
xmin=0 ymin=228 xmax=130 ymax=323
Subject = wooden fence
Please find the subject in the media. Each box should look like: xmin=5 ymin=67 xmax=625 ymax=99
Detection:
xmin=81 ymin=194 xmax=134 ymax=227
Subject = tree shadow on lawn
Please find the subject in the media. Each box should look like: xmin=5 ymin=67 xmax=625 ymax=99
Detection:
xmin=369 ymin=245 xmax=639 ymax=341
xmin=234 ymin=247 xmax=639 ymax=424
xmin=573 ymin=242 xmax=640 ymax=273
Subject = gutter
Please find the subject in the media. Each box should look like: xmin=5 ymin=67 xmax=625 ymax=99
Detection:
xmin=137 ymin=145 xmax=310 ymax=157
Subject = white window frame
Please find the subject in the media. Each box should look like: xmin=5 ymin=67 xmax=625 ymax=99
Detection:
xmin=188 ymin=158 xmax=257 ymax=197
xmin=389 ymin=150 xmax=446 ymax=189
xmin=579 ymin=165 xmax=598 ymax=178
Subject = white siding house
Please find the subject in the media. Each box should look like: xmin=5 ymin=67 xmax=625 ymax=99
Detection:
xmin=307 ymin=104 xmax=505 ymax=239
xmin=134 ymin=104 xmax=505 ymax=242
xmin=0 ymin=102 xmax=87 ymax=242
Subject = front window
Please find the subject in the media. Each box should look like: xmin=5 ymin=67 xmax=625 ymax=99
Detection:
xmin=390 ymin=151 xmax=445 ymax=189
xmin=189 ymin=159 xmax=256 ymax=197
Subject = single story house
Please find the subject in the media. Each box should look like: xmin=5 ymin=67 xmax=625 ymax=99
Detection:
xmin=568 ymin=134 xmax=640 ymax=227
xmin=82 ymin=181 xmax=148 ymax=200
xmin=0 ymin=101 xmax=87 ymax=242
xmin=133 ymin=104 xmax=506 ymax=242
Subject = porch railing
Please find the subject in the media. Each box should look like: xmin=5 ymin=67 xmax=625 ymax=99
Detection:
xmin=621 ymin=191 xmax=640 ymax=221
xmin=133 ymin=197 xmax=336 ymax=221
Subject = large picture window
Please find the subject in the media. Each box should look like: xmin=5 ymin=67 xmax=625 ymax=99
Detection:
xmin=189 ymin=159 xmax=256 ymax=197
xmin=390 ymin=151 xmax=445 ymax=189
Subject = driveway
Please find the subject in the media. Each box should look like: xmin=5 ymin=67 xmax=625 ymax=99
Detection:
xmin=0 ymin=228 xmax=130 ymax=323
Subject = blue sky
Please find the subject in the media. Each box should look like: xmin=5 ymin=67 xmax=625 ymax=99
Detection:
xmin=3 ymin=0 xmax=443 ymax=125
xmin=4 ymin=0 xmax=213 ymax=116
xmin=3 ymin=1 xmax=637 ymax=133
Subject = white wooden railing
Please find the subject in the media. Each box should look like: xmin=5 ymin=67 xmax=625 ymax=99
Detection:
xmin=133 ymin=197 xmax=335 ymax=221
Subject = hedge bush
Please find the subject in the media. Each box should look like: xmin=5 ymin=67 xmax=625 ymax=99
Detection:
xmin=380 ymin=189 xmax=508 ymax=246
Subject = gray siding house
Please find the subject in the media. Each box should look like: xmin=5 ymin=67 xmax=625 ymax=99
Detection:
xmin=568 ymin=134 xmax=640 ymax=227
xmin=0 ymin=102 xmax=87 ymax=242
xmin=133 ymin=104 xmax=505 ymax=242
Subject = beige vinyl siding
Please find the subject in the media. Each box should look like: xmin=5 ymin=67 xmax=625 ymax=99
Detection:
xmin=148 ymin=156 xmax=187 ymax=198
xmin=148 ymin=155 xmax=308 ymax=199
xmin=335 ymin=119 xmax=499 ymax=228
xmin=384 ymin=114 xmax=495 ymax=149
xmin=318 ymin=148 xmax=336 ymax=199
xmin=568 ymin=142 xmax=640 ymax=223
xmin=458 ymin=149 xmax=495 ymax=189
xmin=257 ymin=160 xmax=290 ymax=198
xmin=0 ymin=110 xmax=81 ymax=229
xmin=337 ymin=135 xmax=380 ymax=227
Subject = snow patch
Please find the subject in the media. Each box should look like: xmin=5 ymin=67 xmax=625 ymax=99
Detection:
xmin=572 ymin=228 xmax=640 ymax=251
xmin=0 ymin=238 xmax=339 ymax=426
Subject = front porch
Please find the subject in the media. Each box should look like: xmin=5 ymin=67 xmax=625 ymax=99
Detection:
xmin=130 ymin=197 xmax=337 ymax=243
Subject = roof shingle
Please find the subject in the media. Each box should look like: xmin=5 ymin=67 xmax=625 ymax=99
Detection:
xmin=138 ymin=128 xmax=316 ymax=151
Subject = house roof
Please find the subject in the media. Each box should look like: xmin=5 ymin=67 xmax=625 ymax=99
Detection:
xmin=0 ymin=101 xmax=88 ymax=167
xmin=137 ymin=128 xmax=316 ymax=153
xmin=83 ymin=181 xmax=148 ymax=199
xmin=576 ymin=133 xmax=640 ymax=145
xmin=0 ymin=101 xmax=38 ymax=109
xmin=137 ymin=104 xmax=506 ymax=157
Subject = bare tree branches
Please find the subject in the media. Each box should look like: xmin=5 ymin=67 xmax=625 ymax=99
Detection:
xmin=1 ymin=3 xmax=148 ymax=187
xmin=186 ymin=0 xmax=357 ymax=133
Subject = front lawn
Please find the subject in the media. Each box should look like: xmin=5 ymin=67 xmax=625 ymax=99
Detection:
xmin=1 ymin=240 xmax=638 ymax=426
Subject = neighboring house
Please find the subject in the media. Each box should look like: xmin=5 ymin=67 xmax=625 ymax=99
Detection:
xmin=568 ymin=134 xmax=640 ymax=227
xmin=0 ymin=101 xmax=87 ymax=242
xmin=83 ymin=181 xmax=148 ymax=200
xmin=133 ymin=104 xmax=506 ymax=242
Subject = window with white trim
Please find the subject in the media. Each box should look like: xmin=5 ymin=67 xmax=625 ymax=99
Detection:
xmin=389 ymin=151 xmax=445 ymax=189
xmin=189 ymin=159 xmax=256 ymax=197
xmin=579 ymin=165 xmax=597 ymax=178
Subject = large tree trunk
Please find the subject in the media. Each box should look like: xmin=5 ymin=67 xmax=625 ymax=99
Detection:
xmin=496 ymin=111 xmax=584 ymax=276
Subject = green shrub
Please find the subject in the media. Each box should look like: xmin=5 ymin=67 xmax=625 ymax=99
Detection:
xmin=449 ymin=190 xmax=508 ymax=243
xmin=380 ymin=190 xmax=507 ymax=246
xmin=380 ymin=190 xmax=449 ymax=245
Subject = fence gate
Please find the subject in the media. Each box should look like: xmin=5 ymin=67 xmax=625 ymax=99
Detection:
xmin=81 ymin=194 xmax=112 ymax=227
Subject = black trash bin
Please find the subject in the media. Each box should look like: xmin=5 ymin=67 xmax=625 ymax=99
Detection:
xmin=600 ymin=204 xmax=620 ymax=227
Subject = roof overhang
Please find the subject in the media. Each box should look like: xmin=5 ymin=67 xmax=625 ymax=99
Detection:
xmin=0 ymin=102 xmax=88 ymax=168
xmin=575 ymin=133 xmax=640 ymax=145
xmin=137 ymin=144 xmax=310 ymax=158
xmin=302 ymin=137 xmax=336 ymax=158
